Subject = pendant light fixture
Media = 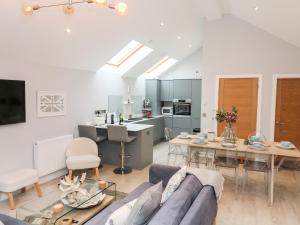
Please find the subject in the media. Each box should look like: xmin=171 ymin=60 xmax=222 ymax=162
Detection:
xmin=22 ymin=0 xmax=128 ymax=16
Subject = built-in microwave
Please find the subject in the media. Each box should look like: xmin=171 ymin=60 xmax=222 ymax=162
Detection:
xmin=173 ymin=99 xmax=192 ymax=116
xmin=162 ymin=107 xmax=173 ymax=116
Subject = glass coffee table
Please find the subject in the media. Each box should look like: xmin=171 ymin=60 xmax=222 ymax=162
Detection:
xmin=17 ymin=179 xmax=116 ymax=225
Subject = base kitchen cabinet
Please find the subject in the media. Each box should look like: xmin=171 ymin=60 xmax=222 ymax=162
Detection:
xmin=134 ymin=117 xmax=164 ymax=144
xmin=164 ymin=116 xmax=173 ymax=129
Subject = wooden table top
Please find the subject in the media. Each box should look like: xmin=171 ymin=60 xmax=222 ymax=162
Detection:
xmin=170 ymin=136 xmax=300 ymax=158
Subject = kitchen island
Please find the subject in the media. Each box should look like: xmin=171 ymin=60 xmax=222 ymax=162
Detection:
xmin=95 ymin=123 xmax=154 ymax=170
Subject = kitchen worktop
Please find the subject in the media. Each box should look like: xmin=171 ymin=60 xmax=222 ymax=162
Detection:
xmin=96 ymin=123 xmax=154 ymax=132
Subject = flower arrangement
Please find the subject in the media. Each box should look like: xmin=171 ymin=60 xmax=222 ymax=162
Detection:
xmin=216 ymin=106 xmax=238 ymax=124
xmin=216 ymin=106 xmax=238 ymax=144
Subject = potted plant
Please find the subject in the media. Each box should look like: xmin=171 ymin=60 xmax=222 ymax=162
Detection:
xmin=216 ymin=106 xmax=238 ymax=144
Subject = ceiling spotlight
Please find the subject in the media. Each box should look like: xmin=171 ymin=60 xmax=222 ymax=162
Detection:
xmin=160 ymin=22 xmax=165 ymax=27
xmin=115 ymin=2 xmax=128 ymax=16
xmin=177 ymin=36 xmax=182 ymax=40
xmin=254 ymin=6 xmax=259 ymax=11
xmin=66 ymin=27 xmax=71 ymax=33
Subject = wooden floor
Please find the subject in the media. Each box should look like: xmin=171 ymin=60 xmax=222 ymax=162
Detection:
xmin=1 ymin=142 xmax=300 ymax=225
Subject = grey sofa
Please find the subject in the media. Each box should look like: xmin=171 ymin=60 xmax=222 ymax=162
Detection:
xmin=87 ymin=164 xmax=217 ymax=225
xmin=0 ymin=164 xmax=217 ymax=225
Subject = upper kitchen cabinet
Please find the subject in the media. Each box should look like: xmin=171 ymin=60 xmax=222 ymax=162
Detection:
xmin=173 ymin=79 xmax=192 ymax=99
xmin=191 ymin=79 xmax=202 ymax=118
xmin=160 ymin=80 xmax=174 ymax=101
xmin=145 ymin=79 xmax=161 ymax=116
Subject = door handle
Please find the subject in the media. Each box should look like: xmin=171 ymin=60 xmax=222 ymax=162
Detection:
xmin=275 ymin=121 xmax=286 ymax=125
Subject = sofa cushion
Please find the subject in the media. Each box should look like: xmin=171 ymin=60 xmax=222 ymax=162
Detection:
xmin=0 ymin=220 xmax=4 ymax=225
xmin=0 ymin=215 xmax=28 ymax=225
xmin=149 ymin=164 xmax=180 ymax=187
xmin=85 ymin=182 xmax=153 ymax=225
xmin=161 ymin=167 xmax=187 ymax=204
xmin=125 ymin=182 xmax=163 ymax=225
xmin=148 ymin=175 xmax=203 ymax=225
xmin=179 ymin=186 xmax=217 ymax=225
xmin=105 ymin=198 xmax=137 ymax=225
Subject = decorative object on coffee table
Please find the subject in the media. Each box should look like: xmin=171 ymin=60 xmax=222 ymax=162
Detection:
xmin=216 ymin=106 xmax=238 ymax=144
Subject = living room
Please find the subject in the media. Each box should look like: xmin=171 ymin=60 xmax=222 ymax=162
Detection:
xmin=1 ymin=1 xmax=300 ymax=225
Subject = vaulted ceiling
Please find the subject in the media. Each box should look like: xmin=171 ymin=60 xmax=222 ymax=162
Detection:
xmin=1 ymin=0 xmax=300 ymax=77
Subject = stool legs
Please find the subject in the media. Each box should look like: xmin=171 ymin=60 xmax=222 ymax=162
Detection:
xmin=7 ymin=192 xmax=16 ymax=210
xmin=34 ymin=182 xmax=43 ymax=197
xmin=114 ymin=141 xmax=132 ymax=175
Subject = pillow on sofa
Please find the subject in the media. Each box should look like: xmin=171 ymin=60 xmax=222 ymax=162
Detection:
xmin=105 ymin=198 xmax=137 ymax=225
xmin=125 ymin=181 xmax=163 ymax=225
xmin=0 ymin=220 xmax=4 ymax=225
xmin=161 ymin=166 xmax=187 ymax=204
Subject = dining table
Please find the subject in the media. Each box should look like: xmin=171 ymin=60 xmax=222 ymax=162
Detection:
xmin=169 ymin=135 xmax=300 ymax=206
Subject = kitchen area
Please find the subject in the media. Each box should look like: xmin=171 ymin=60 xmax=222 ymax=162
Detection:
xmin=80 ymin=78 xmax=202 ymax=172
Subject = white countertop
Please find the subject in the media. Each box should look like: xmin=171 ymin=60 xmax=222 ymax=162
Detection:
xmin=96 ymin=123 xmax=154 ymax=132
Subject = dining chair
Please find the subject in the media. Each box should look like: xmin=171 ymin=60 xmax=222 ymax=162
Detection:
xmin=164 ymin=128 xmax=187 ymax=165
xmin=243 ymin=152 xmax=271 ymax=193
xmin=276 ymin=157 xmax=300 ymax=191
xmin=214 ymin=148 xmax=240 ymax=193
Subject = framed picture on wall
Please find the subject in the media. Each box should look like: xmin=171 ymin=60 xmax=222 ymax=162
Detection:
xmin=37 ymin=91 xmax=66 ymax=117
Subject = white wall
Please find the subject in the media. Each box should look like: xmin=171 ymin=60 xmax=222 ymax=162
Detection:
xmin=0 ymin=59 xmax=145 ymax=176
xmin=201 ymin=15 xmax=300 ymax=139
xmin=160 ymin=49 xmax=203 ymax=79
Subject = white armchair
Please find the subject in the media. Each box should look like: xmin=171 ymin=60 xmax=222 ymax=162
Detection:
xmin=66 ymin=137 xmax=101 ymax=178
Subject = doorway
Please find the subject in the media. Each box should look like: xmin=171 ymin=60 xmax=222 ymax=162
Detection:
xmin=274 ymin=78 xmax=300 ymax=147
xmin=217 ymin=77 xmax=260 ymax=139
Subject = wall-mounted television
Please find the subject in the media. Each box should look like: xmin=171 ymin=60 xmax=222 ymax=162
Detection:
xmin=0 ymin=79 xmax=26 ymax=125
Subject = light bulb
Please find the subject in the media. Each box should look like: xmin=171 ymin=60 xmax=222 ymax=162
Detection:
xmin=23 ymin=4 xmax=34 ymax=16
xmin=63 ymin=5 xmax=75 ymax=15
xmin=93 ymin=0 xmax=108 ymax=8
xmin=115 ymin=2 xmax=128 ymax=16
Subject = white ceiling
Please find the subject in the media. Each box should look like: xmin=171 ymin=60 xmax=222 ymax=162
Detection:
xmin=1 ymin=0 xmax=300 ymax=76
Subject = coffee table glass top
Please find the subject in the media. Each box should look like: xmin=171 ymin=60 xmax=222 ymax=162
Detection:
xmin=17 ymin=179 xmax=116 ymax=225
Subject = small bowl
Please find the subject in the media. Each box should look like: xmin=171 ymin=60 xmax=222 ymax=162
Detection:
xmin=180 ymin=132 xmax=188 ymax=137
xmin=98 ymin=180 xmax=107 ymax=189
xmin=280 ymin=141 xmax=291 ymax=148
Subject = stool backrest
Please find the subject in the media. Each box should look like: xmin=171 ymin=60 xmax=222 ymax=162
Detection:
xmin=66 ymin=137 xmax=98 ymax=157
xmin=107 ymin=125 xmax=128 ymax=142
xmin=78 ymin=125 xmax=98 ymax=142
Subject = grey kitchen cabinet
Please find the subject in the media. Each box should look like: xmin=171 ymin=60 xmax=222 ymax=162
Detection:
xmin=145 ymin=79 xmax=161 ymax=116
xmin=191 ymin=79 xmax=202 ymax=118
xmin=160 ymin=80 xmax=174 ymax=101
xmin=173 ymin=79 xmax=192 ymax=99
xmin=191 ymin=118 xmax=200 ymax=130
xmin=173 ymin=128 xmax=192 ymax=137
xmin=173 ymin=116 xmax=191 ymax=129
xmin=164 ymin=116 xmax=173 ymax=129
xmin=134 ymin=117 xmax=164 ymax=144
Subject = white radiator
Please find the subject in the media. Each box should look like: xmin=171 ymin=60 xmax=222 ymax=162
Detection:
xmin=33 ymin=135 xmax=73 ymax=177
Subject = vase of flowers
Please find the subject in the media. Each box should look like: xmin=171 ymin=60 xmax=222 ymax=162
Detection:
xmin=216 ymin=106 xmax=238 ymax=144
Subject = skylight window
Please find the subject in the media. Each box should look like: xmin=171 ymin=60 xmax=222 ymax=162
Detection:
xmin=144 ymin=56 xmax=178 ymax=77
xmin=100 ymin=40 xmax=153 ymax=75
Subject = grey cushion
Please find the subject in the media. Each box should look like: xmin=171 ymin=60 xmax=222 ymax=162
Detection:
xmin=149 ymin=164 xmax=181 ymax=187
xmin=125 ymin=182 xmax=163 ymax=225
xmin=0 ymin=215 xmax=29 ymax=225
xmin=85 ymin=182 xmax=153 ymax=225
xmin=179 ymin=186 xmax=217 ymax=225
xmin=148 ymin=175 xmax=203 ymax=225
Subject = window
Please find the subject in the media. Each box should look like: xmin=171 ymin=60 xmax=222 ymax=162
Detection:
xmin=144 ymin=56 xmax=178 ymax=77
xmin=99 ymin=40 xmax=153 ymax=75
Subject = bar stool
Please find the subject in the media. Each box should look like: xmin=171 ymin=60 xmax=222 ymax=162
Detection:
xmin=78 ymin=125 xmax=106 ymax=168
xmin=107 ymin=125 xmax=136 ymax=174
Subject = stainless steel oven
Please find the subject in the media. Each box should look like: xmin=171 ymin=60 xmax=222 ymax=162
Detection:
xmin=173 ymin=99 xmax=191 ymax=116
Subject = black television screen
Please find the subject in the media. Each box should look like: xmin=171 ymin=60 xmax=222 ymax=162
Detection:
xmin=0 ymin=79 xmax=26 ymax=125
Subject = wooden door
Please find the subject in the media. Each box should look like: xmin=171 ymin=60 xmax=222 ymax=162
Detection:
xmin=218 ymin=78 xmax=258 ymax=139
xmin=275 ymin=78 xmax=300 ymax=147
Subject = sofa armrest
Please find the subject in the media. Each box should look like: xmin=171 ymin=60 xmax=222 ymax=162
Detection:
xmin=149 ymin=164 xmax=180 ymax=187
xmin=0 ymin=214 xmax=29 ymax=225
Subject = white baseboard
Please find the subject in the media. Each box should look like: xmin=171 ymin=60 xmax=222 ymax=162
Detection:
xmin=0 ymin=169 xmax=67 ymax=202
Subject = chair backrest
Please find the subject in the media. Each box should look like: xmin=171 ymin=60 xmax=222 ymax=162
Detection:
xmin=164 ymin=128 xmax=175 ymax=141
xmin=78 ymin=125 xmax=98 ymax=142
xmin=66 ymin=137 xmax=98 ymax=157
xmin=107 ymin=125 xmax=129 ymax=142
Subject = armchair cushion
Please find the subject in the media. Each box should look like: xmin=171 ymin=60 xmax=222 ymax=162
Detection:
xmin=66 ymin=155 xmax=100 ymax=170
